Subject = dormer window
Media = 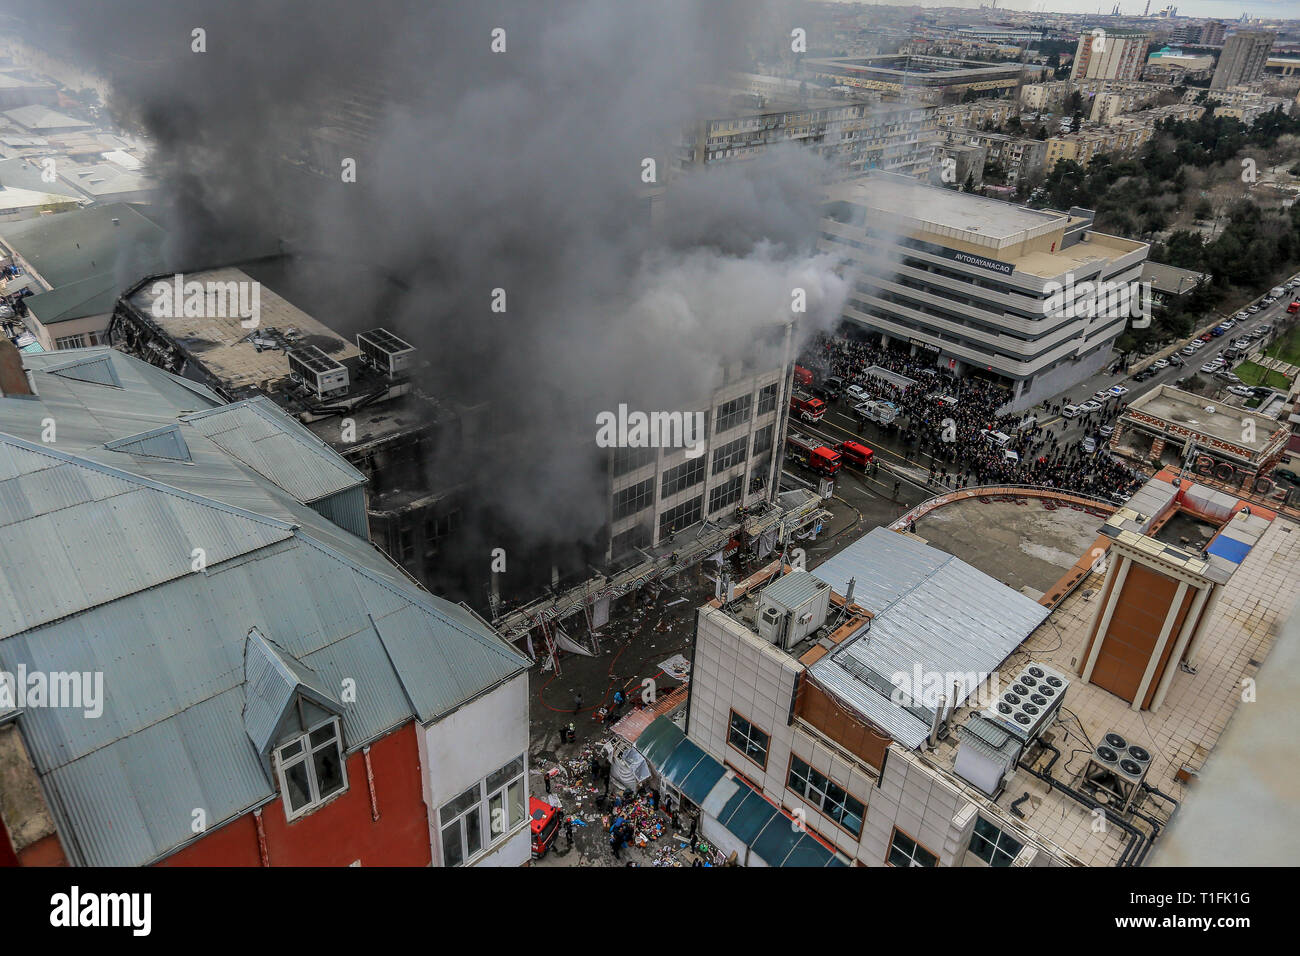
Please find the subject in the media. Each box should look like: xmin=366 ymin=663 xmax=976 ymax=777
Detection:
xmin=275 ymin=717 xmax=347 ymax=820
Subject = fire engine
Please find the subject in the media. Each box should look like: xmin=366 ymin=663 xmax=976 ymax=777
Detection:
xmin=837 ymin=440 xmax=874 ymax=468
xmin=790 ymin=388 xmax=826 ymax=423
xmin=793 ymin=365 xmax=813 ymax=387
xmin=786 ymin=431 xmax=841 ymax=476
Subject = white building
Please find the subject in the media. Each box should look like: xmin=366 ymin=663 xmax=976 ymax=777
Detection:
xmin=819 ymin=172 xmax=1149 ymax=410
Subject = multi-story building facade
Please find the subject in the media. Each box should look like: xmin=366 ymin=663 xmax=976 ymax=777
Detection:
xmin=1200 ymin=21 xmax=1227 ymax=46
xmin=1211 ymin=31 xmax=1276 ymax=90
xmin=819 ymin=172 xmax=1149 ymax=410
xmin=1045 ymin=123 xmax=1155 ymax=168
xmin=0 ymin=344 xmax=532 ymax=867
xmin=607 ymin=357 xmax=793 ymax=558
xmin=648 ymin=478 xmax=1300 ymax=866
xmin=806 ymin=56 xmax=1035 ymax=105
xmin=1071 ymin=30 xmax=1151 ymax=82
xmin=680 ymin=89 xmax=935 ymax=181
xmin=944 ymin=129 xmax=1047 ymax=187
xmin=933 ymin=98 xmax=1018 ymax=132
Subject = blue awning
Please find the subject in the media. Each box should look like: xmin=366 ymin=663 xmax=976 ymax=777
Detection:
xmin=639 ymin=717 xmax=846 ymax=867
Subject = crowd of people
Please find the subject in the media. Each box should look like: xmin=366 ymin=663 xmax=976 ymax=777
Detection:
xmin=804 ymin=330 xmax=1147 ymax=502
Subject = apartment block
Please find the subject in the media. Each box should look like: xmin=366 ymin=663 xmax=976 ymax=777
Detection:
xmin=1071 ymin=30 xmax=1151 ymax=82
xmin=819 ymin=172 xmax=1148 ymax=410
xmin=1211 ymin=31 xmax=1276 ymax=90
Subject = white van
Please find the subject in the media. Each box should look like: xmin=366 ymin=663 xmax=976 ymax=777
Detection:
xmin=1270 ymin=286 xmax=1286 ymax=299
xmin=984 ymin=430 xmax=1012 ymax=448
xmin=1061 ymin=404 xmax=1081 ymax=419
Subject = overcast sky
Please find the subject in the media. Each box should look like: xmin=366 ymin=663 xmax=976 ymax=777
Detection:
xmin=823 ymin=0 xmax=1299 ymax=20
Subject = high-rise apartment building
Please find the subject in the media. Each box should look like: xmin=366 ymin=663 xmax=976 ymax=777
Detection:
xmin=1211 ymin=30 xmax=1275 ymax=90
xmin=1071 ymin=30 xmax=1151 ymax=82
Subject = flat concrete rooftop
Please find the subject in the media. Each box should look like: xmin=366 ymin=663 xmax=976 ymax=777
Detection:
xmin=830 ymin=173 xmax=1064 ymax=243
xmin=1125 ymin=384 xmax=1281 ymax=455
xmin=913 ymin=496 xmax=1106 ymax=598
xmin=925 ymin=513 xmax=1300 ymax=865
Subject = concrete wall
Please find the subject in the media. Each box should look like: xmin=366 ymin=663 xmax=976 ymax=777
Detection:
xmin=418 ymin=673 xmax=530 ymax=867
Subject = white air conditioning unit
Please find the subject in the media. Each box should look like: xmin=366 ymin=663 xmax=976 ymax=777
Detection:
xmin=286 ymin=345 xmax=349 ymax=401
xmin=356 ymin=328 xmax=415 ymax=377
xmin=985 ymin=662 xmax=1070 ymax=743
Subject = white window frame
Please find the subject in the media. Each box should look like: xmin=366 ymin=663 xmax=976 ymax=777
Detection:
xmin=55 ymin=334 xmax=86 ymax=350
xmin=274 ymin=716 xmax=348 ymax=822
xmin=438 ymin=753 xmax=527 ymax=867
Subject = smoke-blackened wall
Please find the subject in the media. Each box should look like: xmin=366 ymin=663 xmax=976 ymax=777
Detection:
xmin=9 ymin=0 xmax=849 ymax=577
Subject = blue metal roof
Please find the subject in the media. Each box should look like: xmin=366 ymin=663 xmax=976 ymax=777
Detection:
xmin=637 ymin=717 xmax=844 ymax=867
xmin=0 ymin=348 xmax=530 ymax=866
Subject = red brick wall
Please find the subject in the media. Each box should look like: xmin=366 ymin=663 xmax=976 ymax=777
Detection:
xmin=159 ymin=721 xmax=429 ymax=867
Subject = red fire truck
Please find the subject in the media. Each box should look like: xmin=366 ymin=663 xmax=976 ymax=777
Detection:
xmin=1287 ymin=299 xmax=1299 ymax=314
xmin=787 ymin=431 xmax=841 ymax=476
xmin=790 ymin=388 xmax=827 ymax=423
xmin=793 ymin=365 xmax=813 ymax=387
xmin=837 ymin=440 xmax=874 ymax=468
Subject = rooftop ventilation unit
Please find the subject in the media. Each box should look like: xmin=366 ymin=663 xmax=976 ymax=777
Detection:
xmin=1081 ymin=731 xmax=1152 ymax=814
xmin=954 ymin=716 xmax=1023 ymax=798
xmin=287 ymin=345 xmax=349 ymax=401
xmin=356 ymin=328 xmax=416 ymax=377
xmin=756 ymin=570 xmax=831 ymax=651
xmin=984 ymin=662 xmax=1069 ymax=743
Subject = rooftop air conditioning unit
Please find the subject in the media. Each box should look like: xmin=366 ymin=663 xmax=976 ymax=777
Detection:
xmin=1082 ymin=732 xmax=1151 ymax=813
xmin=356 ymin=328 xmax=416 ymax=377
xmin=985 ymin=662 xmax=1069 ymax=743
xmin=286 ymin=345 xmax=349 ymax=401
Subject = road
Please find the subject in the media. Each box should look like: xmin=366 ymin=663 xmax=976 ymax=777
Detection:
xmin=797 ymin=282 xmax=1297 ymax=485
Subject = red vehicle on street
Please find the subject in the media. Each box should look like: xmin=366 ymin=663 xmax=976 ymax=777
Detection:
xmin=793 ymin=365 xmax=813 ymax=387
xmin=1288 ymin=299 xmax=1299 ymax=314
xmin=530 ymin=797 xmax=561 ymax=859
xmin=837 ymin=440 xmax=874 ymax=468
xmin=787 ymin=431 xmax=841 ymax=476
xmin=790 ymin=388 xmax=827 ymax=423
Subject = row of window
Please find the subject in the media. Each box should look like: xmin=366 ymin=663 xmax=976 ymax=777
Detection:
xmin=608 ymin=384 xmax=780 ymax=479
xmin=438 ymin=755 xmax=526 ymax=867
xmin=724 ymin=709 xmax=1023 ymax=864
xmin=55 ymin=330 xmax=108 ymax=349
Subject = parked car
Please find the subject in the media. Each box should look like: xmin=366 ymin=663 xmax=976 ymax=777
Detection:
xmin=1152 ymin=358 xmax=1170 ymax=370
xmin=1199 ymin=333 xmax=1214 ymax=342
xmin=1079 ymin=399 xmax=1104 ymax=413
xmin=1169 ymin=354 xmax=1184 ymax=367
xmin=1216 ymin=370 xmax=1242 ymax=383
xmin=1061 ymin=404 xmax=1081 ymax=418
xmin=845 ymin=383 xmax=869 ymax=403
xmin=1201 ymin=362 xmax=1222 ymax=373
xmin=1236 ymin=311 xmax=1249 ymax=319
xmin=1099 ymin=423 xmax=1115 ymax=438
xmin=1275 ymin=468 xmax=1300 ymax=485
xmin=1109 ymin=384 xmax=1129 ymax=397
xmin=1081 ymin=436 xmax=1097 ymax=454
xmin=1248 ymin=305 xmax=1261 ymax=313
xmin=1093 ymin=389 xmax=1114 ymax=402
xmin=1227 ymin=385 xmax=1254 ymax=397
xmin=1210 ymin=328 xmax=1225 ymax=337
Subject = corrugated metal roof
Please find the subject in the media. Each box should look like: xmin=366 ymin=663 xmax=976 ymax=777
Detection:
xmin=758 ymin=569 xmax=827 ymax=609
xmin=183 ymin=398 xmax=365 ymax=503
xmin=42 ymin=353 xmax=122 ymax=388
xmin=0 ymin=348 xmax=530 ymax=867
xmin=809 ymin=527 xmax=1050 ymax=749
xmin=104 ymin=423 xmax=192 ymax=462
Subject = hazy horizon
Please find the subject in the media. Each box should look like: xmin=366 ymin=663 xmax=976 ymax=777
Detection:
xmin=821 ymin=0 xmax=1299 ymax=21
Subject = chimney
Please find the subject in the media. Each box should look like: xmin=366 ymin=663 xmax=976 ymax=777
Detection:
xmin=0 ymin=338 xmax=34 ymax=397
